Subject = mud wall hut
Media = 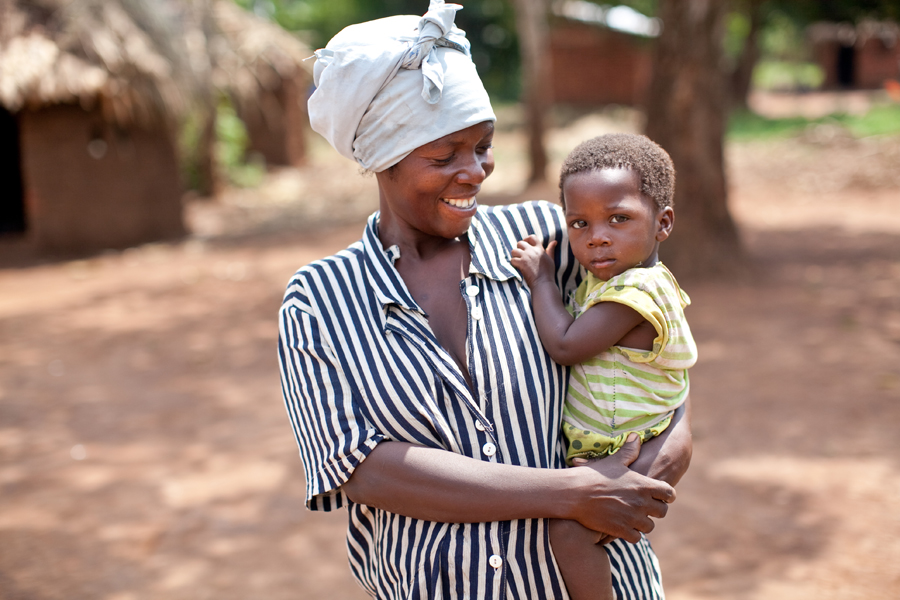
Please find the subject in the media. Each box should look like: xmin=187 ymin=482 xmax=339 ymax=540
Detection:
xmin=0 ymin=0 xmax=192 ymax=253
xmin=549 ymin=2 xmax=659 ymax=107
xmin=809 ymin=21 xmax=900 ymax=89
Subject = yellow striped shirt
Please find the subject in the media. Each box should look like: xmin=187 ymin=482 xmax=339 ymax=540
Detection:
xmin=563 ymin=262 xmax=697 ymax=463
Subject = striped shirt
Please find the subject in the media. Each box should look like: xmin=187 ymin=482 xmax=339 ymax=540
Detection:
xmin=278 ymin=201 xmax=666 ymax=599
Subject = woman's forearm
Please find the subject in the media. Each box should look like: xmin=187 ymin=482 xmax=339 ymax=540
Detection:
xmin=629 ymin=398 xmax=692 ymax=486
xmin=342 ymin=440 xmax=676 ymax=543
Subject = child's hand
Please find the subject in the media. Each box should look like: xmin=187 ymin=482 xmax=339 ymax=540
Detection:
xmin=511 ymin=234 xmax=557 ymax=286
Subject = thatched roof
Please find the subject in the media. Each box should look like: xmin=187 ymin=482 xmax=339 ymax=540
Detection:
xmin=0 ymin=0 xmax=312 ymax=127
xmin=0 ymin=0 xmax=193 ymax=126
xmin=211 ymin=1 xmax=313 ymax=106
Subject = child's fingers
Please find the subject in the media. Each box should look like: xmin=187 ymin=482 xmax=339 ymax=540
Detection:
xmin=545 ymin=240 xmax=558 ymax=255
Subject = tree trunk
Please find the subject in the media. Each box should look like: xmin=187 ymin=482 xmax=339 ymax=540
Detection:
xmin=730 ymin=0 xmax=765 ymax=109
xmin=512 ymin=0 xmax=551 ymax=185
xmin=194 ymin=0 xmax=220 ymax=197
xmin=644 ymin=0 xmax=743 ymax=278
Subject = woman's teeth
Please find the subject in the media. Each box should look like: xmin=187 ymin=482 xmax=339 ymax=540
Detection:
xmin=442 ymin=197 xmax=475 ymax=208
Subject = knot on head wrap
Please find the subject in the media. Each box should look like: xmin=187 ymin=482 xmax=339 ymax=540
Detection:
xmin=309 ymin=0 xmax=496 ymax=173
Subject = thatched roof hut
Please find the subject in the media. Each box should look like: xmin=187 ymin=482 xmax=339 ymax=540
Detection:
xmin=0 ymin=0 xmax=313 ymax=252
xmin=0 ymin=0 xmax=194 ymax=251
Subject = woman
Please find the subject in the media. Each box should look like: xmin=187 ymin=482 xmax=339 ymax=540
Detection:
xmin=278 ymin=2 xmax=691 ymax=598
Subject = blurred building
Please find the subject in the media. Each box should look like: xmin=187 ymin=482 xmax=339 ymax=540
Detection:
xmin=809 ymin=20 xmax=900 ymax=89
xmin=0 ymin=0 xmax=189 ymax=252
xmin=549 ymin=1 xmax=659 ymax=107
xmin=214 ymin=1 xmax=312 ymax=169
xmin=0 ymin=0 xmax=312 ymax=254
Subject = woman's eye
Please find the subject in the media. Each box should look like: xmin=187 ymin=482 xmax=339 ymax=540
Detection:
xmin=610 ymin=215 xmax=629 ymax=224
xmin=434 ymin=155 xmax=454 ymax=165
xmin=570 ymin=220 xmax=587 ymax=229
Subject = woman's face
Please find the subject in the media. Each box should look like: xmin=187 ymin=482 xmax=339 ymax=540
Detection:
xmin=376 ymin=120 xmax=495 ymax=241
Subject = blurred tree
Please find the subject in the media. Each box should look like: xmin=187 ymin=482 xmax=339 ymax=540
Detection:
xmin=729 ymin=0 xmax=765 ymax=108
xmin=511 ymin=0 xmax=551 ymax=184
xmin=644 ymin=0 xmax=742 ymax=277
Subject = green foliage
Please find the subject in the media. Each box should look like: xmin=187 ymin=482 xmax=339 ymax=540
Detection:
xmin=178 ymin=108 xmax=205 ymax=192
xmin=728 ymin=104 xmax=900 ymax=140
xmin=758 ymin=9 xmax=808 ymax=62
xmin=178 ymin=96 xmax=264 ymax=192
xmin=215 ymin=97 xmax=265 ymax=188
xmin=753 ymin=60 xmax=824 ymax=91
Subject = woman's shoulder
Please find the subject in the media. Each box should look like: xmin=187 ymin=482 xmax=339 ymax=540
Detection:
xmin=475 ymin=200 xmax=565 ymax=239
xmin=283 ymin=239 xmax=368 ymax=302
xmin=478 ymin=199 xmax=563 ymax=220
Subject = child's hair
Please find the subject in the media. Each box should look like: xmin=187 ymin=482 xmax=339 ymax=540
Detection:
xmin=559 ymin=133 xmax=675 ymax=211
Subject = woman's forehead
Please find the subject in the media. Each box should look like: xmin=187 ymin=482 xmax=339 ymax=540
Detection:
xmin=421 ymin=121 xmax=495 ymax=150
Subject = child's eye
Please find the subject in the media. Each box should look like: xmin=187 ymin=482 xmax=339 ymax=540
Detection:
xmin=610 ymin=215 xmax=629 ymax=224
xmin=570 ymin=220 xmax=587 ymax=229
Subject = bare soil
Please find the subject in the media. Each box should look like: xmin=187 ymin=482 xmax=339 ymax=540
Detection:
xmin=1 ymin=102 xmax=899 ymax=599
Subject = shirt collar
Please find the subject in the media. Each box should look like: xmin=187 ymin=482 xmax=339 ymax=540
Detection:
xmin=361 ymin=213 xmax=423 ymax=315
xmin=467 ymin=209 xmax=522 ymax=282
xmin=361 ymin=208 xmax=522 ymax=314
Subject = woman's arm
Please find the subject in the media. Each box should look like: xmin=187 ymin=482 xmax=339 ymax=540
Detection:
xmin=628 ymin=397 xmax=692 ymax=486
xmin=511 ymin=236 xmax=647 ymax=366
xmin=342 ymin=435 xmax=675 ymax=544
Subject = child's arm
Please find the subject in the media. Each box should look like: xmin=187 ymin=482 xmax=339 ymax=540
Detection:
xmin=511 ymin=235 xmax=649 ymax=366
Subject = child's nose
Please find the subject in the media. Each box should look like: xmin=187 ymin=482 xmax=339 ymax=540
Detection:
xmin=587 ymin=226 xmax=610 ymax=247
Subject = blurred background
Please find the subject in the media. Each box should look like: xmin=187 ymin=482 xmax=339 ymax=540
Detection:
xmin=1 ymin=0 xmax=899 ymax=598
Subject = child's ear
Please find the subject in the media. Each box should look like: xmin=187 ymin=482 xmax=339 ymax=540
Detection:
xmin=656 ymin=207 xmax=674 ymax=242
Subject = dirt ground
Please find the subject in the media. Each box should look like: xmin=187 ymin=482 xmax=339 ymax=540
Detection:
xmin=1 ymin=99 xmax=899 ymax=599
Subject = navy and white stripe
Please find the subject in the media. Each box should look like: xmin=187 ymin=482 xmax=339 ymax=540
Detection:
xmin=278 ymin=201 xmax=665 ymax=599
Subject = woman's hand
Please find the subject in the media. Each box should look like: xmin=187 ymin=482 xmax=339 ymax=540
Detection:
xmin=342 ymin=437 xmax=674 ymax=544
xmin=511 ymin=234 xmax=557 ymax=287
xmin=564 ymin=434 xmax=675 ymax=543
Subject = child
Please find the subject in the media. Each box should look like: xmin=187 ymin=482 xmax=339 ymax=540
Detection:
xmin=510 ymin=133 xmax=697 ymax=600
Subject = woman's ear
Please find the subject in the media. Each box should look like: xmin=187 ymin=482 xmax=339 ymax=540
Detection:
xmin=656 ymin=207 xmax=674 ymax=242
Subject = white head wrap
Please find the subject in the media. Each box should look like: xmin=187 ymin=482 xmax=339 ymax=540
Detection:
xmin=309 ymin=0 xmax=496 ymax=173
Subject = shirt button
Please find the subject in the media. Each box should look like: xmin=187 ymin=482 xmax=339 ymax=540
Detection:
xmin=466 ymin=285 xmax=480 ymax=297
xmin=482 ymin=442 xmax=496 ymax=457
xmin=489 ymin=554 xmax=503 ymax=569
xmin=475 ymin=421 xmax=486 ymax=432
xmin=471 ymin=306 xmax=483 ymax=321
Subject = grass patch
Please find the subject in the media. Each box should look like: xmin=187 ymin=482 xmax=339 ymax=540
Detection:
xmin=728 ymin=103 xmax=900 ymax=141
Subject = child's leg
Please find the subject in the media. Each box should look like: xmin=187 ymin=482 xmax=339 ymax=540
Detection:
xmin=550 ymin=518 xmax=615 ymax=600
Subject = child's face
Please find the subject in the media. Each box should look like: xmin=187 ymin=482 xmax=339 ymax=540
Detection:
xmin=564 ymin=168 xmax=673 ymax=281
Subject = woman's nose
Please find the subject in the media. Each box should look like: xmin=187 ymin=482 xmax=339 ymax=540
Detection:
xmin=457 ymin=152 xmax=490 ymax=185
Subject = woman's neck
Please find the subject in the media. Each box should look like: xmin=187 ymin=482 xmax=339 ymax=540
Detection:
xmin=378 ymin=215 xmax=467 ymax=262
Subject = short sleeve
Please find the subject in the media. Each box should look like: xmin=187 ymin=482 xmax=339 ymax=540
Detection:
xmin=278 ymin=282 xmax=385 ymax=511
xmin=583 ymin=284 xmax=669 ymax=363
